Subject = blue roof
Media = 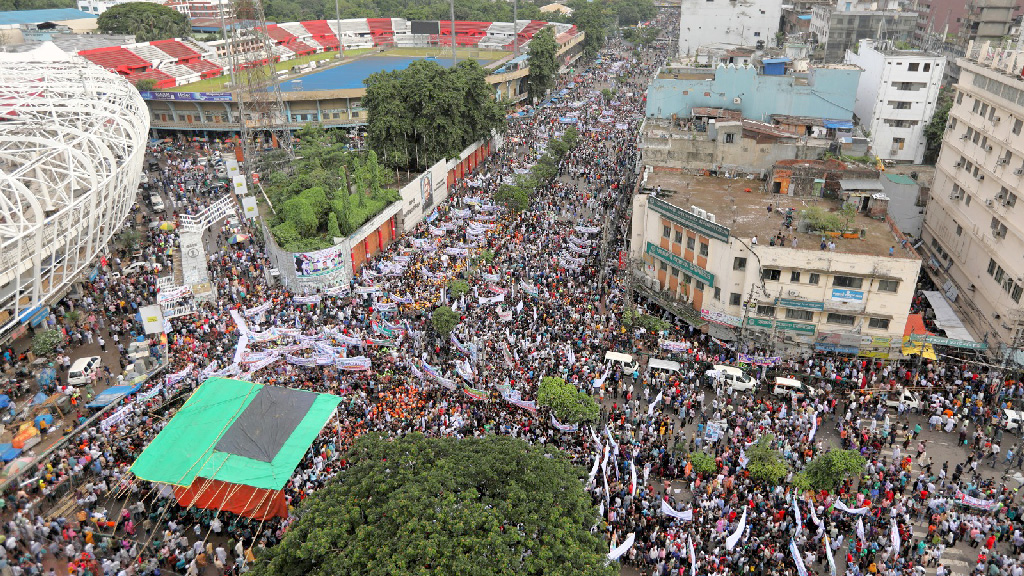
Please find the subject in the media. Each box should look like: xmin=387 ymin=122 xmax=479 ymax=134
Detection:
xmin=86 ymin=384 xmax=140 ymax=408
xmin=0 ymin=8 xmax=97 ymax=25
xmin=763 ymin=58 xmax=791 ymax=64
xmin=798 ymin=14 xmax=812 ymax=20
xmin=824 ymin=119 xmax=854 ymax=129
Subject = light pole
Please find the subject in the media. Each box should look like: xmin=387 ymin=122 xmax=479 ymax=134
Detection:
xmin=513 ymin=0 xmax=519 ymax=57
xmin=450 ymin=0 xmax=457 ymax=64
xmin=335 ymin=0 xmax=344 ymax=58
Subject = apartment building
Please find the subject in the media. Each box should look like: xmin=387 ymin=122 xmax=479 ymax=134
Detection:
xmin=630 ymin=169 xmax=921 ymax=356
xmin=810 ymin=0 xmax=917 ymax=62
xmin=677 ymin=0 xmax=783 ymax=56
xmin=845 ymin=39 xmax=946 ymax=163
xmin=921 ymin=41 xmax=1024 ymax=348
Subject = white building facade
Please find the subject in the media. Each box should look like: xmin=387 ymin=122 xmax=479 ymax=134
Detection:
xmin=77 ymin=0 xmax=163 ymax=15
xmin=677 ymin=0 xmax=783 ymax=56
xmin=845 ymin=39 xmax=946 ymax=163
xmin=921 ymin=42 xmax=1024 ymax=348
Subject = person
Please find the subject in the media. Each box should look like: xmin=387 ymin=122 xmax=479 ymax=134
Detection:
xmin=751 ymin=235 xmax=758 ymax=245
xmin=889 ymin=245 xmax=896 ymax=256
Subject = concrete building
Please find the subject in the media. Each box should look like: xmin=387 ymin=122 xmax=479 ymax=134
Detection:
xmin=920 ymin=42 xmax=1024 ymax=349
xmin=810 ymin=0 xmax=918 ymax=62
xmin=958 ymin=0 xmax=1021 ymax=45
xmin=645 ymin=61 xmax=862 ymax=123
xmin=629 ymin=169 xmax=922 ymax=356
xmin=165 ymin=0 xmax=233 ymax=21
xmin=0 ymin=8 xmax=97 ymax=44
xmin=914 ymin=0 xmax=969 ymax=39
xmin=676 ymin=0 xmax=783 ymax=56
xmin=844 ymin=39 xmax=946 ymax=163
xmin=74 ymin=0 xmax=163 ymax=15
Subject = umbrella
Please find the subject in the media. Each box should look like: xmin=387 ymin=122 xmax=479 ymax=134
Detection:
xmin=1 ymin=456 xmax=35 ymax=480
xmin=228 ymin=234 xmax=250 ymax=244
xmin=157 ymin=221 xmax=177 ymax=231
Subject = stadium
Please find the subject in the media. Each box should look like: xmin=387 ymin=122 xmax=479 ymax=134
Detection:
xmin=0 ymin=44 xmax=149 ymax=338
xmin=74 ymin=18 xmax=585 ymax=133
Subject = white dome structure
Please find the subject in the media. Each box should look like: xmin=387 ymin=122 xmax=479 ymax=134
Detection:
xmin=0 ymin=43 xmax=149 ymax=336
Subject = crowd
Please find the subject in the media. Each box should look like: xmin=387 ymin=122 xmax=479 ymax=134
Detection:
xmin=0 ymin=12 xmax=1020 ymax=576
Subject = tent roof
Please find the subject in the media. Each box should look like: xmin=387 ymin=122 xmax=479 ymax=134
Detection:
xmin=131 ymin=377 xmax=340 ymax=490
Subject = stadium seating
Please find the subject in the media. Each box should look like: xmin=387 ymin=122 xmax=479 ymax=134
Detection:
xmin=79 ymin=47 xmax=150 ymax=75
xmin=151 ymin=39 xmax=201 ymax=63
xmin=301 ymin=20 xmax=340 ymax=50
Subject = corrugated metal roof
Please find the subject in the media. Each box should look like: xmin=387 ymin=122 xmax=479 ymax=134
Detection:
xmin=884 ymin=173 xmax=917 ymax=185
xmin=762 ymin=58 xmax=791 ymax=64
xmin=0 ymin=8 xmax=96 ymax=25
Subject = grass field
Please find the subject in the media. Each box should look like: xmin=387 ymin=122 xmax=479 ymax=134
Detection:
xmin=172 ymin=46 xmax=507 ymax=92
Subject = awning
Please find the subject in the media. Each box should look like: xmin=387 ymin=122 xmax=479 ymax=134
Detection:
xmin=839 ymin=178 xmax=884 ymax=191
xmin=824 ymin=119 xmax=854 ymax=129
xmin=920 ymin=290 xmax=975 ymax=341
xmin=904 ymin=313 xmax=931 ymax=338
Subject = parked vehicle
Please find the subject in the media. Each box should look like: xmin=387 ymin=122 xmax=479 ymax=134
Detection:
xmin=68 ymin=356 xmax=101 ymax=387
xmin=707 ymin=364 xmax=757 ymax=393
xmin=605 ymin=351 xmax=640 ymax=374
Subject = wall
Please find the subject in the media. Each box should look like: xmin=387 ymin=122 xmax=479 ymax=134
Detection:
xmin=844 ymin=40 xmax=884 ymax=127
xmin=641 ymin=125 xmax=830 ymax=173
xmin=645 ymin=64 xmax=861 ymax=123
xmin=881 ymin=173 xmax=924 ymax=237
xmin=677 ymin=0 xmax=783 ymax=56
xmin=397 ymin=136 xmax=493 ymax=233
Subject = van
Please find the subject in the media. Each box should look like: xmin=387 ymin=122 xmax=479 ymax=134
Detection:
xmin=772 ymin=376 xmax=817 ymax=400
xmin=68 ymin=356 xmax=101 ymax=386
xmin=1003 ymin=408 xmax=1023 ymax=431
xmin=605 ymin=351 xmax=640 ymax=374
xmin=150 ymin=194 xmax=165 ymax=212
xmin=648 ymin=358 xmax=681 ymax=375
xmin=708 ymin=365 xmax=757 ymax=393
xmin=884 ymin=389 xmax=921 ymax=411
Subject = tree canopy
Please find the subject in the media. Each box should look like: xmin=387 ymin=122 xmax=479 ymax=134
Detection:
xmin=0 ymin=0 xmax=72 ymax=11
xmin=526 ymin=26 xmax=558 ymax=104
xmin=430 ymin=305 xmax=459 ymax=337
xmin=250 ymin=434 xmax=615 ymax=576
xmin=262 ymin=0 xmax=551 ymax=28
xmin=795 ymin=449 xmax=866 ymax=492
xmin=364 ymin=60 xmax=505 ymax=172
xmin=745 ymin=435 xmax=789 ymax=485
xmin=494 ymin=127 xmax=577 ymax=213
xmin=96 ymin=2 xmax=191 ymax=42
xmin=265 ymin=125 xmax=398 ymax=252
xmin=924 ymin=86 xmax=952 ymax=164
xmin=536 ymin=376 xmax=600 ymax=424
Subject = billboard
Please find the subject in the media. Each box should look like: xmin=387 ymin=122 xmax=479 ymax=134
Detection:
xmin=241 ymin=196 xmax=259 ymax=219
xmin=139 ymin=304 xmax=165 ymax=335
xmin=140 ymin=91 xmax=233 ymax=102
xmin=294 ymin=244 xmax=348 ymax=278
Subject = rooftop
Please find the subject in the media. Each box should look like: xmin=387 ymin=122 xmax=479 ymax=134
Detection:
xmin=643 ymin=172 xmax=903 ymax=258
xmin=0 ymin=8 xmax=96 ymax=25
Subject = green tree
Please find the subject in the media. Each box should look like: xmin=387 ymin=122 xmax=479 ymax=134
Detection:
xmin=364 ymin=60 xmax=505 ymax=171
xmin=745 ymin=435 xmax=789 ymax=485
xmin=526 ymin=26 xmax=558 ymax=104
xmin=689 ymin=451 xmax=716 ymax=475
xmin=569 ymin=0 xmax=612 ymax=55
xmin=494 ymin=178 xmax=533 ymax=213
xmin=326 ymin=212 xmax=341 ymax=238
xmin=431 ymin=305 xmax=459 ymax=337
xmin=250 ymin=434 xmax=615 ymax=576
xmin=478 ymin=249 xmax=496 ymax=263
xmin=447 ymin=279 xmax=471 ymax=300
xmin=96 ymin=2 xmax=191 ymax=42
xmin=134 ymin=79 xmax=157 ymax=92
xmin=800 ymin=449 xmax=866 ymax=492
xmin=31 ymin=329 xmax=64 ymax=358
xmin=536 ymin=376 xmax=600 ymax=424
xmin=924 ymin=86 xmax=953 ymax=164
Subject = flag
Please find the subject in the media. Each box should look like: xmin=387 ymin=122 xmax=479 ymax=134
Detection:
xmin=809 ymin=412 xmax=818 ymax=441
xmin=793 ymin=498 xmax=802 ymax=535
xmin=726 ymin=506 xmax=747 ymax=550
xmin=856 ymin=517 xmax=865 ymax=543
xmin=808 ymin=499 xmax=821 ymax=529
xmin=648 ymin=390 xmax=662 ymax=416
xmin=891 ymin=518 xmax=901 ymax=553
xmin=630 ymin=460 xmax=637 ymax=496
xmin=790 ymin=539 xmax=808 ymax=576
xmin=688 ymin=535 xmax=697 ymax=576
xmin=824 ymin=534 xmax=837 ymax=576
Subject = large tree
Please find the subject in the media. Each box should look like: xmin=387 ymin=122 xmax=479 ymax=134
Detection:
xmin=526 ymin=26 xmax=558 ymax=104
xmin=250 ymin=434 xmax=615 ymax=576
xmin=96 ymin=2 xmax=191 ymax=42
xmin=363 ymin=59 xmax=505 ymax=171
xmin=537 ymin=376 xmax=600 ymax=424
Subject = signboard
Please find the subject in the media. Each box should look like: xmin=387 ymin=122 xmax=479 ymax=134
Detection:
xmin=815 ymin=343 xmax=858 ymax=354
xmin=646 ymin=242 xmax=715 ymax=287
xmin=179 ymin=232 xmax=210 ymax=285
xmin=649 ymin=196 xmax=731 ymax=243
xmin=908 ymin=333 xmax=988 ymax=350
xmin=232 ymin=174 xmax=249 ymax=197
xmin=28 ymin=306 xmax=49 ymax=328
xmin=140 ymin=91 xmax=233 ymax=102
xmin=746 ymin=318 xmax=774 ymax=328
xmin=858 ymin=350 xmax=890 ymax=359
xmin=776 ymin=320 xmax=816 ymax=334
xmin=830 ymin=288 xmax=864 ymax=303
xmin=778 ymin=298 xmax=824 ymax=311
xmin=139 ymin=304 xmax=165 ymax=335
xmin=701 ymin=308 xmax=742 ymax=327
xmin=241 ymin=196 xmax=259 ymax=219
xmin=294 ymin=243 xmax=348 ymax=278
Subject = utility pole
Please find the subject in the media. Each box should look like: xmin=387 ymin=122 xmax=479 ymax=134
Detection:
xmin=335 ymin=0 xmax=344 ymax=58
xmin=513 ymin=0 xmax=519 ymax=57
xmin=997 ymin=321 xmax=1024 ymax=402
xmin=737 ymin=282 xmax=757 ymax=345
xmin=450 ymin=0 xmax=457 ymax=65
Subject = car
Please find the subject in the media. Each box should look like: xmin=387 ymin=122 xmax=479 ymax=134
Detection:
xmin=68 ymin=356 xmax=101 ymax=387
xmin=648 ymin=358 xmax=681 ymax=376
xmin=708 ymin=364 xmax=757 ymax=393
xmin=884 ymin=389 xmax=921 ymax=411
xmin=150 ymin=194 xmax=165 ymax=212
xmin=604 ymin=351 xmax=640 ymax=374
xmin=122 ymin=261 xmax=148 ymax=275
xmin=771 ymin=376 xmax=818 ymax=400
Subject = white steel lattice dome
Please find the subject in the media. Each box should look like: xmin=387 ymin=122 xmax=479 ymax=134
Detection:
xmin=0 ymin=42 xmax=149 ymax=336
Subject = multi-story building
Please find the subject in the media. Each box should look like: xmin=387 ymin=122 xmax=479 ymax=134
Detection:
xmin=810 ymin=0 xmax=918 ymax=62
xmin=76 ymin=0 xmax=162 ymax=15
xmin=921 ymin=42 xmax=1024 ymax=349
xmin=164 ymin=0 xmax=233 ymax=20
xmin=845 ymin=39 xmax=946 ymax=163
xmin=958 ymin=0 xmax=1021 ymax=45
xmin=914 ymin=0 xmax=969 ymax=40
xmin=629 ymin=168 xmax=922 ymax=356
xmin=677 ymin=0 xmax=783 ymax=56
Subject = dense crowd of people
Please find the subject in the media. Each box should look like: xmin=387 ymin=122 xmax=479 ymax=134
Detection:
xmin=0 ymin=13 xmax=1021 ymax=576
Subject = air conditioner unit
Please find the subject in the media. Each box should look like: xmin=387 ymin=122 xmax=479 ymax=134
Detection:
xmin=733 ymin=97 xmax=742 ymax=104
xmin=986 ymin=145 xmax=994 ymax=152
xmin=997 ymin=158 xmax=1008 ymax=165
xmin=986 ymin=199 xmax=994 ymax=206
xmin=1016 ymin=169 xmax=1024 ymax=175
xmin=979 ymin=175 xmax=985 ymax=180
xmin=995 ymin=229 xmax=1007 ymax=238
xmin=954 ymin=162 xmax=963 ymax=168
xmin=950 ymin=193 xmax=961 ymax=199
xmin=787 ymin=290 xmax=800 ymax=296
xmin=997 ymin=192 xmax=1005 ymax=199
xmin=994 ymin=116 xmax=1002 ymax=123
xmin=960 ymin=134 xmax=969 ymax=139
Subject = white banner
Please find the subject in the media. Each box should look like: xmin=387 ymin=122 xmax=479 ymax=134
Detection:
xmin=891 ymin=518 xmax=901 ymax=553
xmin=607 ymin=533 xmax=635 ymax=562
xmin=790 ymin=539 xmax=808 ymax=576
xmin=660 ymin=499 xmax=693 ymax=521
xmin=835 ymin=499 xmax=870 ymax=515
xmin=478 ymin=294 xmax=505 ymax=305
xmin=726 ymin=507 xmax=747 ymax=550
xmin=824 ymin=535 xmax=837 ymax=576
xmin=244 ymin=301 xmax=272 ymax=317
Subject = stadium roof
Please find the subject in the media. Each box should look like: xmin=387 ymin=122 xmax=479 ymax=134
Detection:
xmin=131 ymin=377 xmax=341 ymax=490
xmin=0 ymin=9 xmax=97 ymax=25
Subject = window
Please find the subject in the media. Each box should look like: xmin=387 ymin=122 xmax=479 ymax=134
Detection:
xmin=826 ymin=313 xmax=856 ymax=326
xmin=733 ymin=257 xmax=747 ymax=270
xmin=893 ymin=137 xmax=905 ymax=150
xmin=877 ymin=279 xmax=899 ymax=292
xmin=791 ymin=271 xmax=801 ymax=283
xmin=674 ymin=230 xmax=683 ymax=244
xmin=1014 ymin=118 xmax=1023 ymax=135
xmin=714 ymin=287 xmax=721 ymax=301
xmin=687 ymin=237 xmax=696 ymax=251
xmin=889 ymin=100 xmax=912 ymax=110
xmin=725 ymin=133 xmax=735 ymax=143
xmin=682 ymin=274 xmax=692 ymax=284
xmin=786 ymin=309 xmax=814 ymax=321
xmin=965 ymin=194 xmax=972 ymax=206
xmin=696 ymin=281 xmax=705 ymax=291
xmin=973 ymin=99 xmax=981 ymax=113
xmin=808 ymin=273 xmax=820 ymax=285
xmin=868 ymin=317 xmax=891 ymax=330
xmin=833 ymin=276 xmax=863 ymax=289
xmin=1006 ymin=192 xmax=1018 ymax=207
xmin=754 ymin=31 xmax=760 ymax=37
xmin=956 ymin=224 xmax=963 ymax=236
xmin=908 ymin=62 xmax=919 ymax=71
xmin=699 ymin=242 xmax=709 ymax=257
xmin=980 ymin=103 xmax=989 ymax=117
xmin=663 ymin=225 xmax=671 ymax=238
xmin=730 ymin=293 xmax=742 ymax=306
xmin=671 ymin=267 xmax=680 ymax=277
xmin=659 ymin=262 xmax=668 ymax=271
xmin=923 ymin=63 xmax=931 ymax=72
xmin=1013 ymin=284 xmax=1023 ymax=303
xmin=756 ymin=305 xmax=776 ymax=317
xmin=957 ymin=91 xmax=964 ymax=104
xmin=762 ymin=268 xmax=782 ymax=281
xmin=988 ymin=258 xmax=997 ymax=275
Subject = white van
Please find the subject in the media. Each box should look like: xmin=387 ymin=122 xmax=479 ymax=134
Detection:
xmin=1003 ymin=408 xmax=1023 ymax=432
xmin=648 ymin=358 xmax=681 ymax=375
xmin=772 ymin=376 xmax=817 ymax=400
xmin=605 ymin=351 xmax=640 ymax=374
xmin=708 ymin=365 xmax=757 ymax=393
xmin=68 ymin=356 xmax=101 ymax=386
xmin=884 ymin=389 xmax=921 ymax=411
